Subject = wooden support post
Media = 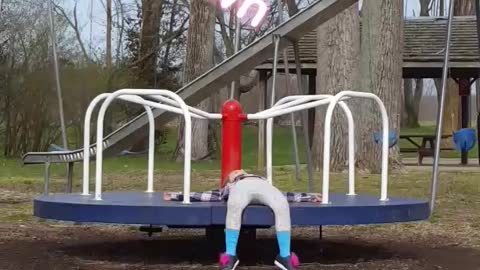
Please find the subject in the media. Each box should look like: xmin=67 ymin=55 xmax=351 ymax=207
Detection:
xmin=459 ymin=78 xmax=472 ymax=165
xmin=44 ymin=160 xmax=51 ymax=195
xmin=238 ymin=227 xmax=257 ymax=251
xmin=477 ymin=80 xmax=480 ymax=165
xmin=308 ymin=74 xmax=316 ymax=147
xmin=206 ymin=226 xmax=225 ymax=252
xmin=475 ymin=0 xmax=480 ymax=165
xmin=257 ymin=71 xmax=268 ymax=170
xmin=66 ymin=162 xmax=74 ymax=193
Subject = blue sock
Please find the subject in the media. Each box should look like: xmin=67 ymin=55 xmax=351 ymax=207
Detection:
xmin=225 ymin=229 xmax=240 ymax=256
xmin=277 ymin=231 xmax=291 ymax=258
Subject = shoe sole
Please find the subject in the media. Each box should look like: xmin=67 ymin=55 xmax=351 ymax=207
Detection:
xmin=274 ymin=260 xmax=289 ymax=270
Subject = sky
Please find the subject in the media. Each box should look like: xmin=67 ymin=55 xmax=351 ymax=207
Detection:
xmin=60 ymin=0 xmax=137 ymax=56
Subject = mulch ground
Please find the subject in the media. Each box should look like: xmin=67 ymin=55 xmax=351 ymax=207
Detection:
xmin=0 ymin=222 xmax=479 ymax=270
xmin=1 ymin=171 xmax=480 ymax=270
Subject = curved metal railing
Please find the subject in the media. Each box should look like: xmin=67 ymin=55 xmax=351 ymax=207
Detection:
xmin=248 ymin=95 xmax=356 ymax=196
xmin=248 ymin=91 xmax=389 ymax=204
xmin=83 ymin=89 xmax=390 ymax=206
xmin=322 ymin=91 xmax=389 ymax=204
xmin=82 ymin=89 xmax=221 ymax=203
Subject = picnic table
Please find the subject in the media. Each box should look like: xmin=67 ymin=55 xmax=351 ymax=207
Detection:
xmin=400 ymin=134 xmax=454 ymax=165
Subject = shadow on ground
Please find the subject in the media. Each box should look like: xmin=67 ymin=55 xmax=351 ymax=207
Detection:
xmin=61 ymin=237 xmax=403 ymax=266
xmin=1 ymin=226 xmax=479 ymax=269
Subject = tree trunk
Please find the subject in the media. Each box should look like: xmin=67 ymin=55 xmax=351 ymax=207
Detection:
xmin=402 ymin=79 xmax=413 ymax=128
xmin=454 ymin=0 xmax=475 ymax=15
xmin=115 ymin=0 xmax=126 ymax=62
xmin=174 ymin=0 xmax=215 ymax=161
xmin=358 ymin=0 xmax=403 ymax=172
xmin=283 ymin=0 xmax=299 ymax=15
xmin=443 ymin=79 xmax=461 ymax=134
xmin=312 ymin=4 xmax=360 ymax=171
xmin=419 ymin=0 xmax=431 ymax=16
xmin=412 ymin=79 xmax=423 ymax=124
xmin=138 ymin=0 xmax=163 ymax=87
xmin=162 ymin=0 xmax=178 ymax=67
xmin=402 ymin=79 xmax=423 ymax=128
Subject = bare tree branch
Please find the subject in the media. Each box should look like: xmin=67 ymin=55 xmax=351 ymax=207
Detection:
xmin=216 ymin=10 xmax=233 ymax=56
xmin=53 ymin=1 xmax=93 ymax=63
xmin=128 ymin=16 xmax=188 ymax=68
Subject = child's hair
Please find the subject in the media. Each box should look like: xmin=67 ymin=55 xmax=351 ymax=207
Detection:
xmin=225 ymin=169 xmax=247 ymax=184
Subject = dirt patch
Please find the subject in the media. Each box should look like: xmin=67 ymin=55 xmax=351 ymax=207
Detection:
xmin=0 ymin=224 xmax=479 ymax=270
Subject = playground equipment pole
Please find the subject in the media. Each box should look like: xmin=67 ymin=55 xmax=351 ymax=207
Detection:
xmin=431 ymin=0 xmax=455 ymax=213
xmin=221 ymin=100 xmax=246 ymax=187
xmin=270 ymin=35 xmax=304 ymax=181
xmin=48 ymin=0 xmax=68 ymax=150
xmin=284 ymin=49 xmax=301 ymax=182
xmin=270 ymin=35 xmax=281 ymax=106
xmin=278 ymin=3 xmax=301 ymax=181
xmin=293 ymin=42 xmax=315 ymax=192
xmin=475 ymin=0 xmax=480 ymax=165
xmin=229 ymin=9 xmax=241 ymax=99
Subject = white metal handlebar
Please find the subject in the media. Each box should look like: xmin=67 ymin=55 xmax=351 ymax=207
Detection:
xmin=82 ymin=94 xmax=157 ymax=195
xmin=93 ymin=89 xmax=193 ymax=203
xmin=322 ymin=91 xmax=389 ymax=204
xmin=82 ymin=93 xmax=187 ymax=196
xmin=257 ymin=95 xmax=355 ymax=195
xmin=147 ymin=95 xmax=221 ymax=120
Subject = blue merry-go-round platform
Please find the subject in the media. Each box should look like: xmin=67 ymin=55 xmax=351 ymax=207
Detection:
xmin=33 ymin=192 xmax=430 ymax=226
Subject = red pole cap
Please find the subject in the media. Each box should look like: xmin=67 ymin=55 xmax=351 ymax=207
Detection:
xmin=222 ymin=100 xmax=247 ymax=121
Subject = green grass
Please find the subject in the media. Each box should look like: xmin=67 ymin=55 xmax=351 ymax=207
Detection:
xmin=1 ymin=124 xmax=480 ymax=249
xmin=0 ymin=124 xmax=477 ymax=185
xmin=0 ymin=126 xmax=308 ymax=182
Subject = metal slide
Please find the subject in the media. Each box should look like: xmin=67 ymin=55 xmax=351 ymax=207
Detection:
xmin=22 ymin=0 xmax=357 ymax=165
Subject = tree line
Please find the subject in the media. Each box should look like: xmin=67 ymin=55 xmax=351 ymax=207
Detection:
xmin=0 ymin=0 xmax=475 ymax=174
xmin=0 ymin=0 xmax=290 ymax=158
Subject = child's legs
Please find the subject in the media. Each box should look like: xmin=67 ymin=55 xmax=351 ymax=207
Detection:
xmin=251 ymin=182 xmax=291 ymax=232
xmin=224 ymin=183 xmax=253 ymax=256
xmin=251 ymin=182 xmax=292 ymax=257
xmin=226 ymin=184 xmax=252 ymax=230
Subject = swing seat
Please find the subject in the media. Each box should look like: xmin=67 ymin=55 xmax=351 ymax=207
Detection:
xmin=373 ymin=130 xmax=398 ymax=148
xmin=453 ymin=128 xmax=476 ymax=152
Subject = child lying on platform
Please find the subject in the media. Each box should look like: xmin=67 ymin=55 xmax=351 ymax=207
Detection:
xmin=162 ymin=175 xmax=321 ymax=203
xmin=163 ymin=170 xmax=321 ymax=270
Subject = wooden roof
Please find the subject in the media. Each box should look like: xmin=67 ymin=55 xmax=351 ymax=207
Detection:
xmin=256 ymin=16 xmax=480 ymax=78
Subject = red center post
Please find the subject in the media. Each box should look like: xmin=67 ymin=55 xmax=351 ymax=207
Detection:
xmin=221 ymin=100 xmax=247 ymax=187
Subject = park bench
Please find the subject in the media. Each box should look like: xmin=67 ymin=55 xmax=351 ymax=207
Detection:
xmin=400 ymin=134 xmax=454 ymax=165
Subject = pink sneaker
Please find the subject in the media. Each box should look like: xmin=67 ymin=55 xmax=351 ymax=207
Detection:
xmin=219 ymin=253 xmax=240 ymax=270
xmin=274 ymin=252 xmax=300 ymax=269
